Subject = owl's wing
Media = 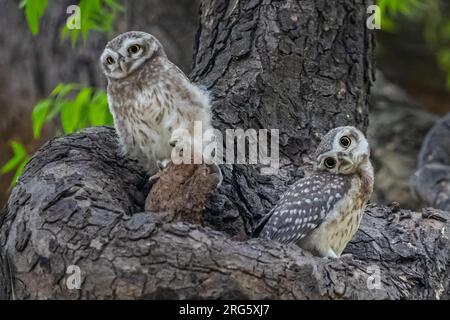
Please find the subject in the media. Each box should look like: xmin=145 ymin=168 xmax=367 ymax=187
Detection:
xmin=256 ymin=173 xmax=351 ymax=244
xmin=252 ymin=207 xmax=276 ymax=237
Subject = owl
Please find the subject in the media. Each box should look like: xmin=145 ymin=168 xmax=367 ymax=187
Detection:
xmin=100 ymin=31 xmax=219 ymax=181
xmin=254 ymin=126 xmax=374 ymax=258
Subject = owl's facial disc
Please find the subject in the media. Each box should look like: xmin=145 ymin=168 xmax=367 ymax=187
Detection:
xmin=314 ymin=126 xmax=370 ymax=174
xmin=101 ymin=43 xmax=146 ymax=79
xmin=101 ymin=32 xmax=164 ymax=80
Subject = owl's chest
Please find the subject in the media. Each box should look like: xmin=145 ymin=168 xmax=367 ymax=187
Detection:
xmin=309 ymin=178 xmax=368 ymax=256
xmin=109 ymin=87 xmax=173 ymax=159
xmin=112 ymin=86 xmax=173 ymax=132
xmin=132 ymin=86 xmax=173 ymax=125
xmin=324 ymin=197 xmax=364 ymax=255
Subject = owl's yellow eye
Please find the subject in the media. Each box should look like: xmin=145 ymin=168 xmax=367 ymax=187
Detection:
xmin=339 ymin=136 xmax=351 ymax=148
xmin=324 ymin=157 xmax=336 ymax=169
xmin=128 ymin=44 xmax=141 ymax=54
xmin=106 ymin=56 xmax=115 ymax=65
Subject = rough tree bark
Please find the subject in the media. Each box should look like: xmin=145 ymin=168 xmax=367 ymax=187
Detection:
xmin=1 ymin=0 xmax=449 ymax=300
xmin=192 ymin=0 xmax=373 ymax=237
xmin=1 ymin=127 xmax=449 ymax=299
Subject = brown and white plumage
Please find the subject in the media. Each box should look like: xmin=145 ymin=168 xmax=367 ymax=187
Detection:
xmin=254 ymin=126 xmax=374 ymax=258
xmin=100 ymin=31 xmax=212 ymax=175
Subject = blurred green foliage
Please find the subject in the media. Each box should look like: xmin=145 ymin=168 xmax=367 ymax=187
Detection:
xmin=1 ymin=84 xmax=113 ymax=187
xmin=20 ymin=0 xmax=123 ymax=46
xmin=0 ymin=141 xmax=30 ymax=189
xmin=19 ymin=0 xmax=48 ymax=35
xmin=62 ymin=0 xmax=124 ymax=47
xmin=378 ymin=0 xmax=423 ymax=31
xmin=41 ymin=84 xmax=113 ymax=136
xmin=379 ymin=0 xmax=450 ymax=89
xmin=2 ymin=1 xmax=120 ymax=187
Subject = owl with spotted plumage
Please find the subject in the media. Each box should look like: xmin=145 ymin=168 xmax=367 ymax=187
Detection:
xmin=100 ymin=31 xmax=215 ymax=177
xmin=254 ymin=126 xmax=374 ymax=258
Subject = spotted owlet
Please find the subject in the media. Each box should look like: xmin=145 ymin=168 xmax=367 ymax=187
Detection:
xmin=100 ymin=31 xmax=219 ymax=180
xmin=254 ymin=126 xmax=374 ymax=258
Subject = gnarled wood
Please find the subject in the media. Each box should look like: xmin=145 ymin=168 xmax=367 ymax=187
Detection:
xmin=1 ymin=127 xmax=449 ymax=299
xmin=1 ymin=0 xmax=449 ymax=300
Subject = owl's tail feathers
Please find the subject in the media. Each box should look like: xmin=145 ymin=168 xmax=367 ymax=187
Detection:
xmin=252 ymin=210 xmax=274 ymax=238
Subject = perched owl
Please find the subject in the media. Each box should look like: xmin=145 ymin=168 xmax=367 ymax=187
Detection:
xmin=254 ymin=126 xmax=374 ymax=258
xmin=100 ymin=31 xmax=219 ymax=180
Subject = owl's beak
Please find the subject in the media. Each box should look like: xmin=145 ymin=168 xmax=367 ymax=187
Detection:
xmin=337 ymin=152 xmax=354 ymax=170
xmin=119 ymin=58 xmax=130 ymax=73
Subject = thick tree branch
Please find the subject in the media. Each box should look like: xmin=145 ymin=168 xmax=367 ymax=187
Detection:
xmin=1 ymin=0 xmax=449 ymax=300
xmin=1 ymin=128 xmax=449 ymax=299
xmin=0 ymin=128 xmax=448 ymax=299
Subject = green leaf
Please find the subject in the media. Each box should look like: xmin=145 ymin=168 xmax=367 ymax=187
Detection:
xmin=32 ymin=100 xmax=50 ymax=139
xmin=46 ymin=99 xmax=64 ymax=121
xmin=9 ymin=157 xmax=30 ymax=189
xmin=47 ymin=83 xmax=79 ymax=121
xmin=60 ymin=88 xmax=92 ymax=134
xmin=50 ymin=83 xmax=64 ymax=97
xmin=11 ymin=141 xmax=27 ymax=157
xmin=71 ymin=28 xmax=80 ymax=48
xmin=88 ymin=91 xmax=113 ymax=126
xmin=23 ymin=0 xmax=48 ymax=35
xmin=61 ymin=0 xmax=124 ymax=47
xmin=74 ymin=87 xmax=93 ymax=130
xmin=0 ymin=141 xmax=27 ymax=175
xmin=55 ymin=83 xmax=79 ymax=98
xmin=60 ymin=102 xmax=78 ymax=134
xmin=105 ymin=0 xmax=124 ymax=11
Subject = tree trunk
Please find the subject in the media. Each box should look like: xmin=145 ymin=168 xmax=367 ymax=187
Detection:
xmin=1 ymin=0 xmax=449 ymax=300
xmin=192 ymin=0 xmax=373 ymax=237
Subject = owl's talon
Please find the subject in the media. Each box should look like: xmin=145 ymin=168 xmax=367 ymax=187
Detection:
xmin=339 ymin=253 xmax=354 ymax=262
xmin=157 ymin=159 xmax=171 ymax=170
xmin=148 ymin=173 xmax=160 ymax=189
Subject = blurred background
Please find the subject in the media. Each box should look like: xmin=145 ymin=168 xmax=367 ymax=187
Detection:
xmin=0 ymin=0 xmax=449 ymax=210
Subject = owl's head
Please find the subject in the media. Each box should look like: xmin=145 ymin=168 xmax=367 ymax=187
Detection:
xmin=100 ymin=31 xmax=165 ymax=80
xmin=313 ymin=126 xmax=370 ymax=175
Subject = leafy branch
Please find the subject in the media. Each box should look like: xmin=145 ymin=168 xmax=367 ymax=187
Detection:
xmin=19 ymin=0 xmax=48 ymax=35
xmin=20 ymin=0 xmax=123 ymax=46
xmin=1 ymin=84 xmax=113 ymax=187
xmin=35 ymin=83 xmax=113 ymax=136
xmin=3 ymin=1 xmax=120 ymax=188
